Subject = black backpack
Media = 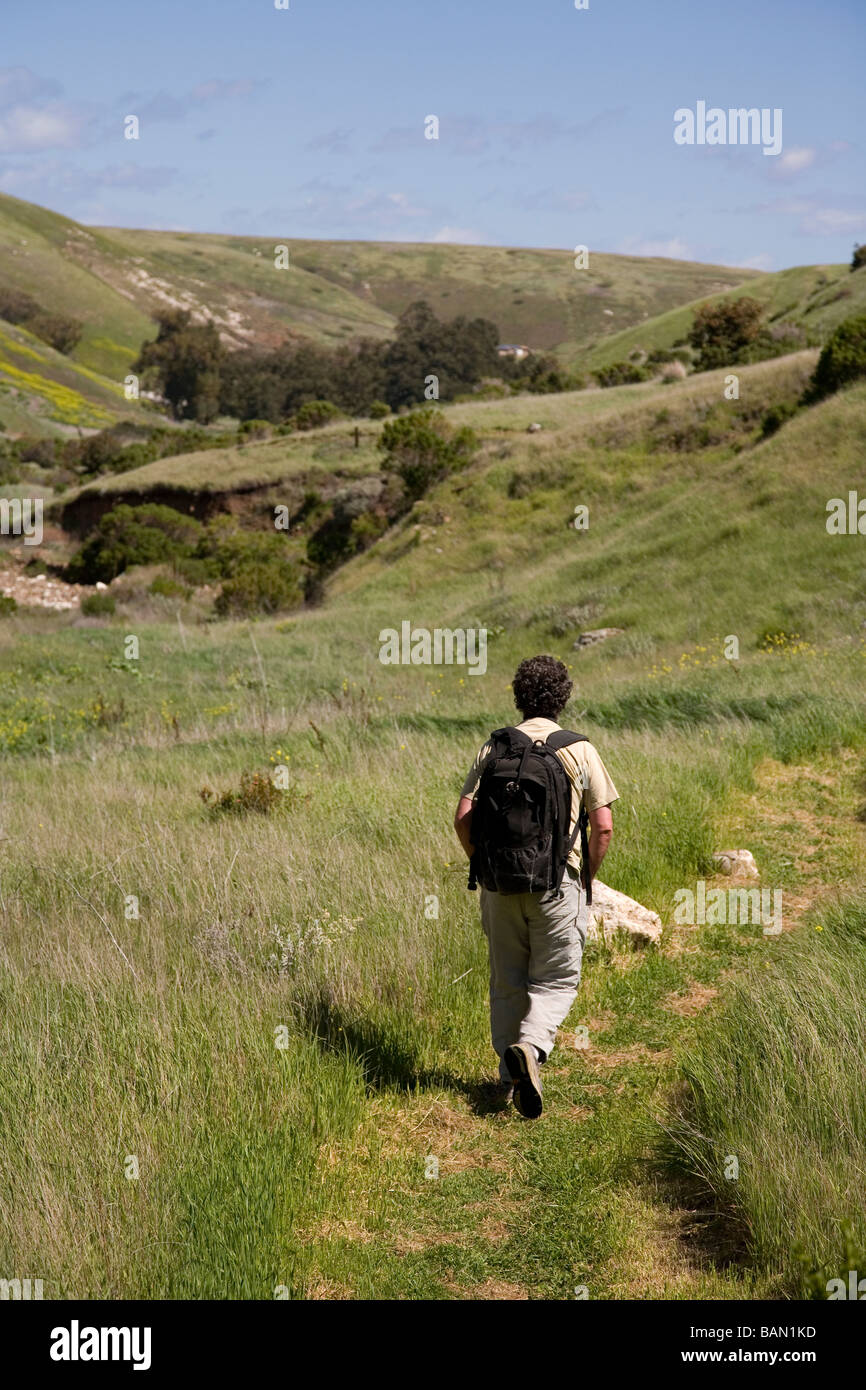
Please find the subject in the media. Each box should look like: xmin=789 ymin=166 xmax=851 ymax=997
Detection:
xmin=467 ymin=727 xmax=592 ymax=901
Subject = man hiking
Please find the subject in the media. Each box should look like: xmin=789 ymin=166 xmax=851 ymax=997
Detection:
xmin=454 ymin=655 xmax=617 ymax=1118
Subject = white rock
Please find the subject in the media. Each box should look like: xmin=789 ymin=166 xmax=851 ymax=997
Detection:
xmin=526 ymin=422 xmax=543 ymax=432
xmin=712 ymin=849 xmax=759 ymax=879
xmin=586 ymin=880 xmax=662 ymax=948
xmin=96 ymin=581 xmax=108 ymax=590
xmin=574 ymin=627 xmax=625 ymax=648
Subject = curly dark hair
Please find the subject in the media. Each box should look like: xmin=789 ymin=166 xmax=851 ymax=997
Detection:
xmin=511 ymin=655 xmax=573 ymax=720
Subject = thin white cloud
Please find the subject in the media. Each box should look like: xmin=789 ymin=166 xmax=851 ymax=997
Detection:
xmin=0 ymin=158 xmax=179 ymax=197
xmin=430 ymin=225 xmax=486 ymax=244
xmin=618 ymin=235 xmax=693 ymax=260
xmin=800 ymin=207 xmax=865 ymax=236
xmin=768 ymin=146 xmax=816 ymax=179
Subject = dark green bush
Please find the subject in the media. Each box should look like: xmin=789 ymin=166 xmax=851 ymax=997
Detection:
xmin=215 ymin=561 xmax=301 ymax=616
xmin=593 ymin=360 xmax=649 ymax=388
xmin=761 ymin=401 xmax=799 ymax=437
xmin=689 ymin=296 xmax=764 ymax=371
xmin=379 ymin=408 xmax=477 ymax=504
xmin=80 ymin=591 xmax=116 ymax=616
xmin=804 ymin=314 xmax=866 ymax=401
xmin=149 ymin=575 xmax=192 ymax=599
xmin=67 ymin=504 xmax=204 ymax=583
xmin=295 ymin=399 xmax=341 ymax=431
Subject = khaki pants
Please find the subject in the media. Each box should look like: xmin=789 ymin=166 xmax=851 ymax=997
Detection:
xmin=480 ymin=868 xmax=587 ymax=1083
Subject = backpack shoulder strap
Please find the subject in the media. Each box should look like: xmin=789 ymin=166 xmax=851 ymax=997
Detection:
xmin=489 ymin=726 xmax=532 ymax=751
xmin=545 ymin=729 xmax=588 ymax=751
xmin=545 ymin=730 xmax=594 ymax=905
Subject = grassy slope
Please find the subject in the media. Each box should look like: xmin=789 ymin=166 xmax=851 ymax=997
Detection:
xmin=1 ymin=362 xmax=865 ymax=1298
xmin=0 ymin=318 xmax=154 ymax=435
xmin=53 ymin=348 xmax=817 ymax=517
xmin=575 ymin=262 xmax=866 ymax=371
xmin=1 ymin=189 xmax=755 ymax=382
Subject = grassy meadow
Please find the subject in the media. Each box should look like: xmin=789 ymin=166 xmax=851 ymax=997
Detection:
xmin=1 ymin=355 xmax=865 ymax=1299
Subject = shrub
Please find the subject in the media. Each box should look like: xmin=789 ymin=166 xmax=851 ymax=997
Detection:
xmin=761 ymin=401 xmax=799 ymax=437
xmin=214 ymin=560 xmax=302 ymax=617
xmin=0 ymin=593 xmax=17 ymax=616
xmin=593 ymin=360 xmax=648 ymax=388
xmin=0 ymin=286 xmax=82 ymax=353
xmin=379 ymin=408 xmax=477 ymax=504
xmin=295 ymin=399 xmax=341 ymax=431
xmin=688 ymin=296 xmax=764 ymax=371
xmin=367 ymin=399 xmax=391 ymax=419
xmin=67 ymin=504 xmax=204 ymax=583
xmin=200 ymin=770 xmax=282 ymax=816
xmin=804 ymin=314 xmax=866 ymax=402
xmin=149 ymin=575 xmax=192 ymax=599
xmin=237 ymin=419 xmax=272 ymax=442
xmin=80 ymin=591 xmax=116 ymax=616
xmin=27 ymin=312 xmax=83 ymax=355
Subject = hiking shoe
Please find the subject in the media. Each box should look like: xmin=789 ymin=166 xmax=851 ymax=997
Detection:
xmin=504 ymin=1043 xmax=543 ymax=1119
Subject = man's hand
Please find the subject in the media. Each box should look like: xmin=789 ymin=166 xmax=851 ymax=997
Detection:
xmin=587 ymin=804 xmax=613 ymax=879
xmin=454 ymin=796 xmax=475 ymax=859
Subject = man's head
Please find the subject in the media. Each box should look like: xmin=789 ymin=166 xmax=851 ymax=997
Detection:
xmin=512 ymin=655 xmax=573 ymax=721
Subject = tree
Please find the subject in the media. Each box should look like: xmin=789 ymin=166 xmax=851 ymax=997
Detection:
xmin=804 ymin=314 xmax=866 ymax=402
xmin=381 ymin=301 xmax=501 ymax=408
xmin=134 ymin=310 xmax=225 ymax=422
xmin=688 ymin=296 xmax=764 ymax=371
xmin=851 ymin=244 xmax=866 ymax=272
xmin=379 ymin=408 xmax=477 ymax=505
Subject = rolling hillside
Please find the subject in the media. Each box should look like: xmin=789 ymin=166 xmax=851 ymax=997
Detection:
xmin=1 ymin=189 xmax=756 ymax=395
xmin=0 ymin=316 xmax=153 ymax=436
xmin=575 ymin=261 xmax=866 ymax=372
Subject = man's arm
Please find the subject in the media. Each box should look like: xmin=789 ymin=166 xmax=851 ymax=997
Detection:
xmin=454 ymin=796 xmax=475 ymax=859
xmin=587 ymin=803 xmax=613 ymax=879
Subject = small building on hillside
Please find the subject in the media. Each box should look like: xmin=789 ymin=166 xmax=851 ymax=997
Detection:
xmin=496 ymin=344 xmax=532 ymax=360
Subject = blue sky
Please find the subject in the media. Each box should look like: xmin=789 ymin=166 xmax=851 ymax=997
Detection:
xmin=2 ymin=0 xmax=863 ymax=269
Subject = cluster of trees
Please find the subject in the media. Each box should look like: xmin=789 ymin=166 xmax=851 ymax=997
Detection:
xmin=0 ymin=284 xmax=83 ymax=355
xmin=133 ymin=301 xmax=580 ymax=424
xmin=66 ymin=505 xmax=302 ymax=616
xmin=65 ymin=408 xmax=479 ymax=614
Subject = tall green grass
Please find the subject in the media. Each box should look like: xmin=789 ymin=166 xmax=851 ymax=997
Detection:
xmin=666 ymin=898 xmax=866 ymax=1295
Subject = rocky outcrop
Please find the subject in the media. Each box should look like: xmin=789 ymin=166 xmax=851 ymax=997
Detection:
xmin=586 ymin=880 xmax=662 ymax=948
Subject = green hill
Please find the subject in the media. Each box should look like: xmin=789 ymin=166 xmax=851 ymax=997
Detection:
xmin=575 ymin=262 xmax=866 ymax=372
xmin=0 ymin=189 xmax=756 ymax=401
xmin=0 ymin=317 xmax=153 ymax=436
xmin=54 ymin=348 xmax=818 ymax=532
